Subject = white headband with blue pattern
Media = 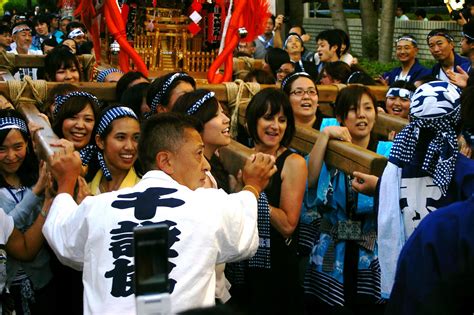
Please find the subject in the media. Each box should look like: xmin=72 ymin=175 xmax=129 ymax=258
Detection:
xmin=386 ymin=88 xmax=413 ymax=99
xmin=149 ymin=72 xmax=192 ymax=116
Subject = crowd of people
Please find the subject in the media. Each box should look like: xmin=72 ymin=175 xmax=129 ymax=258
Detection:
xmin=0 ymin=5 xmax=474 ymax=315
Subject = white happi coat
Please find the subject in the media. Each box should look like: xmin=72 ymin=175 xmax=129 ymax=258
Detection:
xmin=43 ymin=170 xmax=259 ymax=314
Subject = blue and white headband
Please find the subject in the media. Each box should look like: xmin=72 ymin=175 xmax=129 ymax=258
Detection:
xmin=281 ymin=71 xmax=311 ymax=91
xmin=389 ymin=80 xmax=461 ymax=195
xmin=0 ymin=117 xmax=28 ymax=134
xmin=386 ymin=87 xmax=413 ymax=99
xmin=97 ymin=106 xmax=138 ymax=181
xmin=396 ymin=36 xmax=417 ymax=46
xmin=96 ymin=68 xmax=123 ymax=83
xmin=68 ymin=28 xmax=85 ymax=39
xmin=427 ymin=31 xmax=454 ymax=43
xmin=149 ymin=72 xmax=191 ymax=116
xmin=186 ymin=92 xmax=215 ymax=116
xmin=54 ymin=91 xmax=101 ymax=117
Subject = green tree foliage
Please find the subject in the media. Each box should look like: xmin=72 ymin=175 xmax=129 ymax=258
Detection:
xmin=3 ymin=0 xmax=38 ymax=14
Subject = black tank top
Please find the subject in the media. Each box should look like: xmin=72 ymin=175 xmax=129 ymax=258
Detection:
xmin=264 ymin=149 xmax=294 ymax=208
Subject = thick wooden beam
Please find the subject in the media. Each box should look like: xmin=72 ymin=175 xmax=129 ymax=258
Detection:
xmin=237 ymin=102 xmax=387 ymax=176
xmin=0 ymin=54 xmax=93 ymax=68
xmin=0 ymin=78 xmax=390 ymax=175
xmin=16 ymin=101 xmax=61 ymax=160
xmin=319 ymin=103 xmax=408 ymax=135
xmin=218 ymin=140 xmax=254 ymax=176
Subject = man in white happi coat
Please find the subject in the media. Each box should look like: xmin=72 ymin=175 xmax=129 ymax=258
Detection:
xmin=43 ymin=113 xmax=276 ymax=314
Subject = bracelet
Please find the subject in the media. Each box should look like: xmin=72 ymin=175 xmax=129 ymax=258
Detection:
xmin=40 ymin=209 xmax=48 ymax=218
xmin=243 ymin=185 xmax=260 ymax=199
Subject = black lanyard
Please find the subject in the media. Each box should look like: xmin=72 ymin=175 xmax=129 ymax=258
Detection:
xmin=6 ymin=187 xmax=23 ymax=204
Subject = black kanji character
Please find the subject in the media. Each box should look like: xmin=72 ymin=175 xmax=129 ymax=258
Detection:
xmin=111 ymin=187 xmax=185 ymax=220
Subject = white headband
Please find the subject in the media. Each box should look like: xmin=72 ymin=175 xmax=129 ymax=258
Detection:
xmin=68 ymin=28 xmax=85 ymax=39
xmin=12 ymin=25 xmax=31 ymax=35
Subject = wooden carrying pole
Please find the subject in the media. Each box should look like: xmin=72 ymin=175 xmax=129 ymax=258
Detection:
xmin=0 ymin=81 xmax=397 ymax=175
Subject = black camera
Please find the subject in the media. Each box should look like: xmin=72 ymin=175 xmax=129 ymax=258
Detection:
xmin=451 ymin=3 xmax=471 ymax=21
xmin=283 ymin=16 xmax=290 ymax=23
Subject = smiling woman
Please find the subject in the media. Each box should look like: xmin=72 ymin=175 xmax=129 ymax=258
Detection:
xmin=244 ymin=88 xmax=307 ymax=314
xmin=281 ymin=71 xmax=322 ymax=130
xmin=0 ymin=109 xmax=55 ymax=314
xmin=44 ymin=46 xmax=82 ymax=82
xmin=90 ymin=106 xmax=141 ymax=195
xmin=304 ymin=85 xmax=392 ymax=314
xmin=172 ymin=89 xmax=231 ymax=191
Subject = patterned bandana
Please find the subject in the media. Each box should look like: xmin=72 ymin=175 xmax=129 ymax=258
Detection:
xmin=0 ymin=117 xmax=28 ymax=134
xmin=389 ymin=80 xmax=461 ymax=195
xmin=148 ymin=72 xmax=192 ymax=117
xmin=186 ymin=92 xmax=215 ymax=115
xmin=386 ymin=87 xmax=413 ymax=99
xmin=281 ymin=71 xmax=311 ymax=91
xmin=54 ymin=91 xmax=101 ymax=118
xmin=97 ymin=106 xmax=138 ymax=181
xmin=96 ymin=68 xmax=123 ymax=83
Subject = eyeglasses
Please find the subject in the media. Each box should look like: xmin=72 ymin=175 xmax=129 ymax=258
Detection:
xmin=290 ymin=89 xmax=318 ymax=97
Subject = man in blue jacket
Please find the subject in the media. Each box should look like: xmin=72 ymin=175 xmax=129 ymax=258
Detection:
xmin=428 ymin=28 xmax=470 ymax=82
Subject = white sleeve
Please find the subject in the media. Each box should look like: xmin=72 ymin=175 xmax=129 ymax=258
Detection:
xmin=212 ymin=190 xmax=259 ymax=264
xmin=43 ymin=193 xmax=89 ymax=271
xmin=377 ymin=162 xmax=404 ymax=299
xmin=0 ymin=208 xmax=14 ymax=244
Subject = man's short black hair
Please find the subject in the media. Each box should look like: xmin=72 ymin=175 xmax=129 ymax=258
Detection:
xmin=32 ymin=14 xmax=50 ymax=28
xmin=138 ymin=113 xmax=203 ymax=172
xmin=0 ymin=24 xmax=10 ymax=35
xmin=316 ymin=29 xmax=343 ymax=58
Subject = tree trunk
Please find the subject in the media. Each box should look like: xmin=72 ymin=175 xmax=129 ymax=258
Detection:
xmin=359 ymin=0 xmax=379 ymax=60
xmin=328 ymin=0 xmax=348 ymax=34
xmin=379 ymin=0 xmax=396 ymax=63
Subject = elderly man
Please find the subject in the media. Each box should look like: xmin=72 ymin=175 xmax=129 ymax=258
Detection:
xmin=7 ymin=23 xmax=43 ymax=80
xmin=44 ymin=113 xmax=277 ymax=314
